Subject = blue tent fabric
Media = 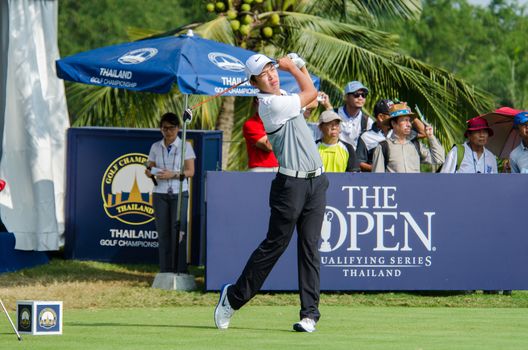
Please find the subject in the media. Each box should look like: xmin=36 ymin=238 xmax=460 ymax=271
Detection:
xmin=56 ymin=34 xmax=319 ymax=95
xmin=0 ymin=233 xmax=49 ymax=273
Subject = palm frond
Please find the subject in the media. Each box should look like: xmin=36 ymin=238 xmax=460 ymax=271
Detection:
xmin=298 ymin=0 xmax=422 ymax=24
xmin=193 ymin=16 xmax=235 ymax=44
xmin=272 ymin=12 xmax=494 ymax=148
xmin=227 ymin=97 xmax=256 ymax=170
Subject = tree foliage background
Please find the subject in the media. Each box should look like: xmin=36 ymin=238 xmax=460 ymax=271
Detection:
xmin=382 ymin=0 xmax=528 ymax=109
xmin=57 ymin=0 xmax=528 ymax=169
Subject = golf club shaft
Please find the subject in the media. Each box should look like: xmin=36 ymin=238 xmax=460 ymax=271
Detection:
xmin=0 ymin=299 xmax=21 ymax=341
xmin=189 ymin=79 xmax=248 ymax=111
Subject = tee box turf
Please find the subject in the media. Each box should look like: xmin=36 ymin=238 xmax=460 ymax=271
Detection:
xmin=16 ymin=300 xmax=63 ymax=335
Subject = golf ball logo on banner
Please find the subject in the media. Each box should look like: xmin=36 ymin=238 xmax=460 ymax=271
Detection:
xmin=208 ymin=52 xmax=245 ymax=71
xmin=101 ymin=153 xmax=155 ymax=225
xmin=118 ymin=48 xmax=158 ymax=64
xmin=208 ymin=52 xmax=258 ymax=95
xmin=320 ymin=186 xmax=436 ymax=278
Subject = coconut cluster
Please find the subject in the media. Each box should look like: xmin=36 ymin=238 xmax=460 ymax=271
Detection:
xmin=205 ymin=0 xmax=282 ymax=48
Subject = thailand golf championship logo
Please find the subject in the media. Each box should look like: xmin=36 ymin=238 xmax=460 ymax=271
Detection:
xmin=118 ymin=48 xmax=158 ymax=64
xmin=319 ymin=186 xmax=436 ymax=278
xmin=101 ymin=153 xmax=155 ymax=225
xmin=208 ymin=52 xmax=245 ymax=72
xmin=38 ymin=308 xmax=57 ymax=329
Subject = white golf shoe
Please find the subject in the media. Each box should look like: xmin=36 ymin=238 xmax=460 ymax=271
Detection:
xmin=214 ymin=284 xmax=235 ymax=329
xmin=293 ymin=318 xmax=316 ymax=333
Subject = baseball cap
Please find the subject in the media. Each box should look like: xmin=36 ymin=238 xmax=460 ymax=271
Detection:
xmin=245 ymin=54 xmax=275 ymax=79
xmin=344 ymin=81 xmax=369 ymax=95
xmin=319 ymin=110 xmax=342 ymax=125
xmin=373 ymin=99 xmax=394 ymax=117
xmin=514 ymin=111 xmax=528 ymax=126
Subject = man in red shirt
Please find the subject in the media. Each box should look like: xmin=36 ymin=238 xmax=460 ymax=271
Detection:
xmin=243 ymin=112 xmax=279 ymax=171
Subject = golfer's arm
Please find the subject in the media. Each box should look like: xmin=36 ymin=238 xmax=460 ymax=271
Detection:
xmin=290 ymin=66 xmax=317 ymax=108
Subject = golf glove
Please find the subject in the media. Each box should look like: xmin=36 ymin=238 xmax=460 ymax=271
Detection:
xmin=287 ymin=53 xmax=306 ymax=69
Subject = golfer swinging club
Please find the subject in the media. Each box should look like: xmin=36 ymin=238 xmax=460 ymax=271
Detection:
xmin=214 ymin=53 xmax=328 ymax=333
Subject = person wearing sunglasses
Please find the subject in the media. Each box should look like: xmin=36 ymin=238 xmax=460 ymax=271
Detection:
xmin=318 ymin=81 xmax=373 ymax=149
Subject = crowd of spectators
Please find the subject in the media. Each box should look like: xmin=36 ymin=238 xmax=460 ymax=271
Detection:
xmin=243 ymin=80 xmax=528 ymax=176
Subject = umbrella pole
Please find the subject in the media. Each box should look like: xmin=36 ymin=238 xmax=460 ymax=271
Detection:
xmin=173 ymin=95 xmax=191 ymax=274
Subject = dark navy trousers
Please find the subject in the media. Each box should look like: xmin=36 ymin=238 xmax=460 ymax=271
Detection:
xmin=228 ymin=173 xmax=328 ymax=321
xmin=152 ymin=191 xmax=189 ymax=273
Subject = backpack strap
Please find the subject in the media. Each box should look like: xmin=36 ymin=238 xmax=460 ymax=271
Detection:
xmin=361 ymin=112 xmax=370 ymax=132
xmin=455 ymin=143 xmax=465 ymax=172
xmin=412 ymin=138 xmax=421 ymax=159
xmin=379 ymin=140 xmax=389 ymax=170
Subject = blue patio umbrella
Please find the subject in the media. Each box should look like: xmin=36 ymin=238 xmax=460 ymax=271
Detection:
xmin=56 ymin=31 xmax=320 ymax=276
xmin=56 ymin=32 xmax=319 ymax=95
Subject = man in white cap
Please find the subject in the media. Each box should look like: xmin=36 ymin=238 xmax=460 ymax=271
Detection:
xmin=214 ymin=53 xmax=328 ymax=333
xmin=318 ymin=81 xmax=373 ymax=148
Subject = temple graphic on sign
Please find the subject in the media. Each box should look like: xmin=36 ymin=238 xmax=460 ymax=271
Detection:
xmin=106 ymin=176 xmax=152 ymax=209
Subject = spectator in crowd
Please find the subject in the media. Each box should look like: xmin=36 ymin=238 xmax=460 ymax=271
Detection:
xmin=145 ymin=112 xmax=195 ymax=273
xmin=318 ymin=81 xmax=373 ymax=148
xmin=372 ymin=102 xmax=444 ymax=173
xmin=510 ymin=111 xmax=528 ymax=173
xmin=356 ymin=99 xmax=428 ymax=172
xmin=315 ymin=110 xmax=359 ymax=172
xmin=243 ymin=109 xmax=279 ymax=172
xmin=356 ymin=99 xmax=393 ymax=172
xmin=440 ymin=116 xmax=507 ymax=295
xmin=441 ymin=116 xmax=498 ymax=174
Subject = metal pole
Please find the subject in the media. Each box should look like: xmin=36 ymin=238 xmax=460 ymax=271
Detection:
xmin=0 ymin=299 xmax=21 ymax=341
xmin=173 ymin=95 xmax=191 ymax=273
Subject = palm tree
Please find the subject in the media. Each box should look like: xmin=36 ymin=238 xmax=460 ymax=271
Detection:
xmin=67 ymin=0 xmax=494 ymax=170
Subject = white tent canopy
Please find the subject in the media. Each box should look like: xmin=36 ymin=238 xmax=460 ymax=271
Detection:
xmin=0 ymin=0 xmax=69 ymax=250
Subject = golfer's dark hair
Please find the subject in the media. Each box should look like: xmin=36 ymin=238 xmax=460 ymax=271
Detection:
xmin=159 ymin=112 xmax=181 ymax=128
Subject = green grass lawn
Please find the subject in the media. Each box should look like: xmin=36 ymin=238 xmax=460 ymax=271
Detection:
xmin=1 ymin=306 xmax=527 ymax=350
xmin=0 ymin=259 xmax=527 ymax=349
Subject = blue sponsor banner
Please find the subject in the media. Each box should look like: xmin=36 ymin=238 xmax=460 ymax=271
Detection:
xmin=65 ymin=127 xmax=221 ymax=264
xmin=66 ymin=128 xmax=161 ymax=263
xmin=206 ymin=172 xmax=528 ymax=291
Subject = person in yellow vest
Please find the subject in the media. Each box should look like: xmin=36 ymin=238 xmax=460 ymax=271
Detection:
xmin=315 ymin=111 xmax=359 ymax=172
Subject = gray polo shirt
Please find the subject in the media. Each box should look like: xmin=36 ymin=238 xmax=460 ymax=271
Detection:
xmin=257 ymin=92 xmax=322 ymax=172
